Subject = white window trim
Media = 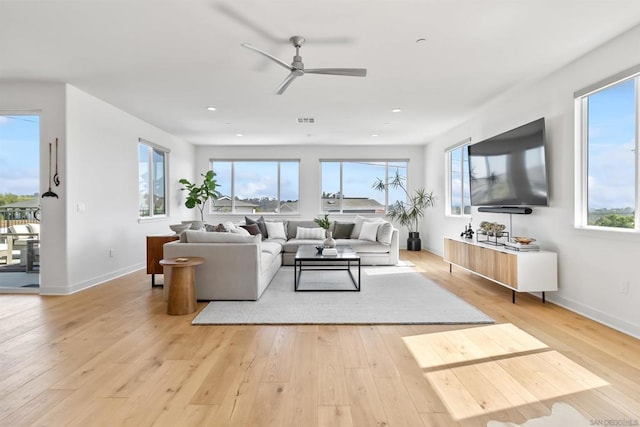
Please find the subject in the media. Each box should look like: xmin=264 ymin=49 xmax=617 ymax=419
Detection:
xmin=574 ymin=68 xmax=640 ymax=232
xmin=138 ymin=138 xmax=170 ymax=220
xmin=445 ymin=139 xmax=471 ymax=218
xmin=209 ymin=159 xmax=300 ymax=215
xmin=319 ymin=159 xmax=410 ymax=215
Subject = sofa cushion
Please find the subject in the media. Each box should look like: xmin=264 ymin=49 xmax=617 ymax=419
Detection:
xmin=265 ymin=221 xmax=287 ymax=240
xmin=261 ymin=241 xmax=282 ymax=257
xmin=185 ymin=230 xmax=258 ymax=244
xmin=333 ymin=222 xmax=354 ymax=239
xmin=358 ymin=221 xmax=379 ymax=242
xmin=27 ymin=223 xmax=40 ymax=234
xmin=376 ymin=221 xmax=393 ymax=244
xmin=283 ymin=239 xmax=325 ymax=253
xmin=246 ymin=216 xmax=268 ymax=238
xmin=295 ymin=227 xmax=325 ymax=240
xmin=240 ymin=223 xmax=262 ymax=236
xmin=9 ymin=224 xmax=30 ymax=234
xmin=341 ymin=240 xmax=391 ymax=253
xmin=350 ymin=215 xmax=382 ymax=239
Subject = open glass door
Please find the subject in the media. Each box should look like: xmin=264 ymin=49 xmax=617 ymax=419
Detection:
xmin=0 ymin=114 xmax=40 ymax=292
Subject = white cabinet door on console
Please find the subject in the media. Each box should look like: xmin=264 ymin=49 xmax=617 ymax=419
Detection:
xmin=443 ymin=237 xmax=557 ymax=303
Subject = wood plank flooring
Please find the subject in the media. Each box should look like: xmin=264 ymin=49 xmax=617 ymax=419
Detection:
xmin=0 ymin=250 xmax=638 ymax=426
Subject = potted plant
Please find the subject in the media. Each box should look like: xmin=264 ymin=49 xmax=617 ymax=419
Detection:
xmin=373 ymin=169 xmax=436 ymax=251
xmin=179 ymin=170 xmax=221 ymax=228
xmin=314 ymin=213 xmax=335 ymax=248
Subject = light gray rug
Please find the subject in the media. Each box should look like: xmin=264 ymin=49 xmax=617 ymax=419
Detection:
xmin=192 ymin=266 xmax=494 ymax=325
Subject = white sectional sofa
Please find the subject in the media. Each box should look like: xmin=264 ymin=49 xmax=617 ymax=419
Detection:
xmin=162 ymin=217 xmax=399 ymax=301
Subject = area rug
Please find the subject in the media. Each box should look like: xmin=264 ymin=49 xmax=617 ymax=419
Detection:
xmin=192 ymin=266 xmax=494 ymax=325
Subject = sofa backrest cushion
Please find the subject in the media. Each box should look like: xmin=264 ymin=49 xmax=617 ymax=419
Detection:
xmin=27 ymin=223 xmax=40 ymax=234
xmin=9 ymin=224 xmax=30 ymax=234
xmin=185 ymin=230 xmax=259 ymax=244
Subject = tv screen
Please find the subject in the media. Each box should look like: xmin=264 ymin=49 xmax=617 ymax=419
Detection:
xmin=467 ymin=118 xmax=549 ymax=207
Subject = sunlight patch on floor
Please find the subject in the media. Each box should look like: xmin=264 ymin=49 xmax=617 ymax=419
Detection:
xmin=402 ymin=323 xmax=609 ymax=421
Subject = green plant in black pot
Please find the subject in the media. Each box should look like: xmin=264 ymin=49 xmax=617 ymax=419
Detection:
xmin=373 ymin=169 xmax=436 ymax=251
xmin=179 ymin=170 xmax=221 ymax=223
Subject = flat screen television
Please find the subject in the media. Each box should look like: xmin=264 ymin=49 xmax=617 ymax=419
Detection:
xmin=467 ymin=118 xmax=549 ymax=207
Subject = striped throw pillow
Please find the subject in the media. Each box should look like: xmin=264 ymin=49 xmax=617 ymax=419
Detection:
xmin=295 ymin=227 xmax=326 ymax=240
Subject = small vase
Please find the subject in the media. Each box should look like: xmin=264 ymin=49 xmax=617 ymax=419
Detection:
xmin=323 ymin=230 xmax=336 ymax=248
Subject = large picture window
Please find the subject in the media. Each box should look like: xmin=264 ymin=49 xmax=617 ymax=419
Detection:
xmin=320 ymin=160 xmax=408 ymax=214
xmin=576 ymin=70 xmax=639 ymax=230
xmin=138 ymin=139 xmax=168 ymax=218
xmin=210 ymin=160 xmax=299 ymax=214
xmin=446 ymin=141 xmax=471 ymax=216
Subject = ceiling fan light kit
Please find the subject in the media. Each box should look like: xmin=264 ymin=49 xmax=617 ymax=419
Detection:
xmin=242 ymin=36 xmax=367 ymax=94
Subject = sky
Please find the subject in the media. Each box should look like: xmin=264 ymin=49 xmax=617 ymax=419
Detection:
xmin=587 ymin=78 xmax=636 ymax=211
xmin=0 ymin=115 xmax=40 ymax=196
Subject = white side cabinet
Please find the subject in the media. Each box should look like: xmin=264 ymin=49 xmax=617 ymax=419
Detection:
xmin=443 ymin=237 xmax=557 ymax=303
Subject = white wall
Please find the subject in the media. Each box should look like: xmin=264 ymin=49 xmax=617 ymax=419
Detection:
xmin=1 ymin=82 xmax=194 ymax=294
xmin=63 ymin=85 xmax=194 ymax=293
xmin=0 ymin=82 xmax=68 ymax=293
xmin=193 ymin=144 xmax=425 ymax=246
xmin=423 ymin=25 xmax=640 ymax=337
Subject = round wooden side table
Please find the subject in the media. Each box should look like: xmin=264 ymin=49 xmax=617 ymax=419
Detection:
xmin=159 ymin=257 xmax=204 ymax=315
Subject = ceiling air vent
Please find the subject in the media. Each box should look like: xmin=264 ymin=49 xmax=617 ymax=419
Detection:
xmin=296 ymin=117 xmax=316 ymax=124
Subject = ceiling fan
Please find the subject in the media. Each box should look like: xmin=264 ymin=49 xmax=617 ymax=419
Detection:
xmin=241 ymin=36 xmax=367 ymax=95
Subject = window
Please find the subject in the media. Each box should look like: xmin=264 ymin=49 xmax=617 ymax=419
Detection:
xmin=210 ymin=160 xmax=299 ymax=214
xmin=138 ymin=140 xmax=168 ymax=218
xmin=320 ymin=160 xmax=408 ymax=214
xmin=576 ymin=69 xmax=639 ymax=230
xmin=446 ymin=141 xmax=471 ymax=216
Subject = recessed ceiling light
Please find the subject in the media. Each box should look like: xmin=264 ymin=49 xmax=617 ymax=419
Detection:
xmin=206 ymin=106 xmax=217 ymax=111
xmin=236 ymin=133 xmax=243 ymax=137
xmin=371 ymin=134 xmax=379 ymax=137
xmin=391 ymin=108 xmax=402 ymax=113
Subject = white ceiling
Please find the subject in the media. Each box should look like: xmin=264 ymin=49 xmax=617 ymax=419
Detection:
xmin=2 ymin=0 xmax=640 ymax=146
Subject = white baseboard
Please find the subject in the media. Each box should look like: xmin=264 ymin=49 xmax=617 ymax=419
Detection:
xmin=39 ymin=263 xmax=145 ymax=295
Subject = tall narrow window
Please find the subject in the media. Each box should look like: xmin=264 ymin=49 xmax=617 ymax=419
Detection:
xmin=320 ymin=160 xmax=409 ymax=214
xmin=210 ymin=160 xmax=299 ymax=214
xmin=576 ymin=71 xmax=639 ymax=230
xmin=138 ymin=139 xmax=168 ymax=218
xmin=446 ymin=141 xmax=471 ymax=216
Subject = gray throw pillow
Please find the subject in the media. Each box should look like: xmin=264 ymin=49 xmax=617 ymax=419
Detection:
xmin=240 ymin=223 xmax=262 ymax=237
xmin=333 ymin=222 xmax=355 ymax=239
xmin=245 ymin=216 xmax=268 ymax=239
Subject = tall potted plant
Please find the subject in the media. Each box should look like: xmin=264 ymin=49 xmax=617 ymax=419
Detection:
xmin=373 ymin=170 xmax=435 ymax=251
xmin=179 ymin=170 xmax=221 ymax=228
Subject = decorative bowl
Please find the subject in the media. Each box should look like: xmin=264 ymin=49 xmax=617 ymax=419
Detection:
xmin=512 ymin=236 xmax=536 ymax=245
xmin=169 ymin=223 xmax=190 ymax=235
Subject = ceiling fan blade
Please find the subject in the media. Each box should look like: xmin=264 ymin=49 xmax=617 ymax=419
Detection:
xmin=304 ymin=68 xmax=367 ymax=77
xmin=276 ymin=72 xmax=299 ymax=95
xmin=241 ymin=43 xmax=293 ymax=71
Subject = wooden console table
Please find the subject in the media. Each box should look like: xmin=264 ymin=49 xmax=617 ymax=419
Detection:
xmin=443 ymin=237 xmax=557 ymax=303
xmin=146 ymin=235 xmax=179 ymax=287
xmin=160 ymin=257 xmax=204 ymax=315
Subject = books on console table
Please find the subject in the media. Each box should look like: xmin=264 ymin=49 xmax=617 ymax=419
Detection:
xmin=322 ymin=247 xmax=338 ymax=256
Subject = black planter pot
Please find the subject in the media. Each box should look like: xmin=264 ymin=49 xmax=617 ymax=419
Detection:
xmin=407 ymin=232 xmax=421 ymax=251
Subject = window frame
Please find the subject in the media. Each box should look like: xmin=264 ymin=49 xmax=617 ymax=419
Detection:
xmin=138 ymin=138 xmax=169 ymax=220
xmin=575 ymin=66 xmax=640 ymax=232
xmin=319 ymin=159 xmax=410 ymax=215
xmin=209 ymin=159 xmax=300 ymax=215
xmin=445 ymin=139 xmax=472 ymax=218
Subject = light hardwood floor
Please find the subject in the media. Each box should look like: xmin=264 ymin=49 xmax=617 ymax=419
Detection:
xmin=0 ymin=250 xmax=638 ymax=426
